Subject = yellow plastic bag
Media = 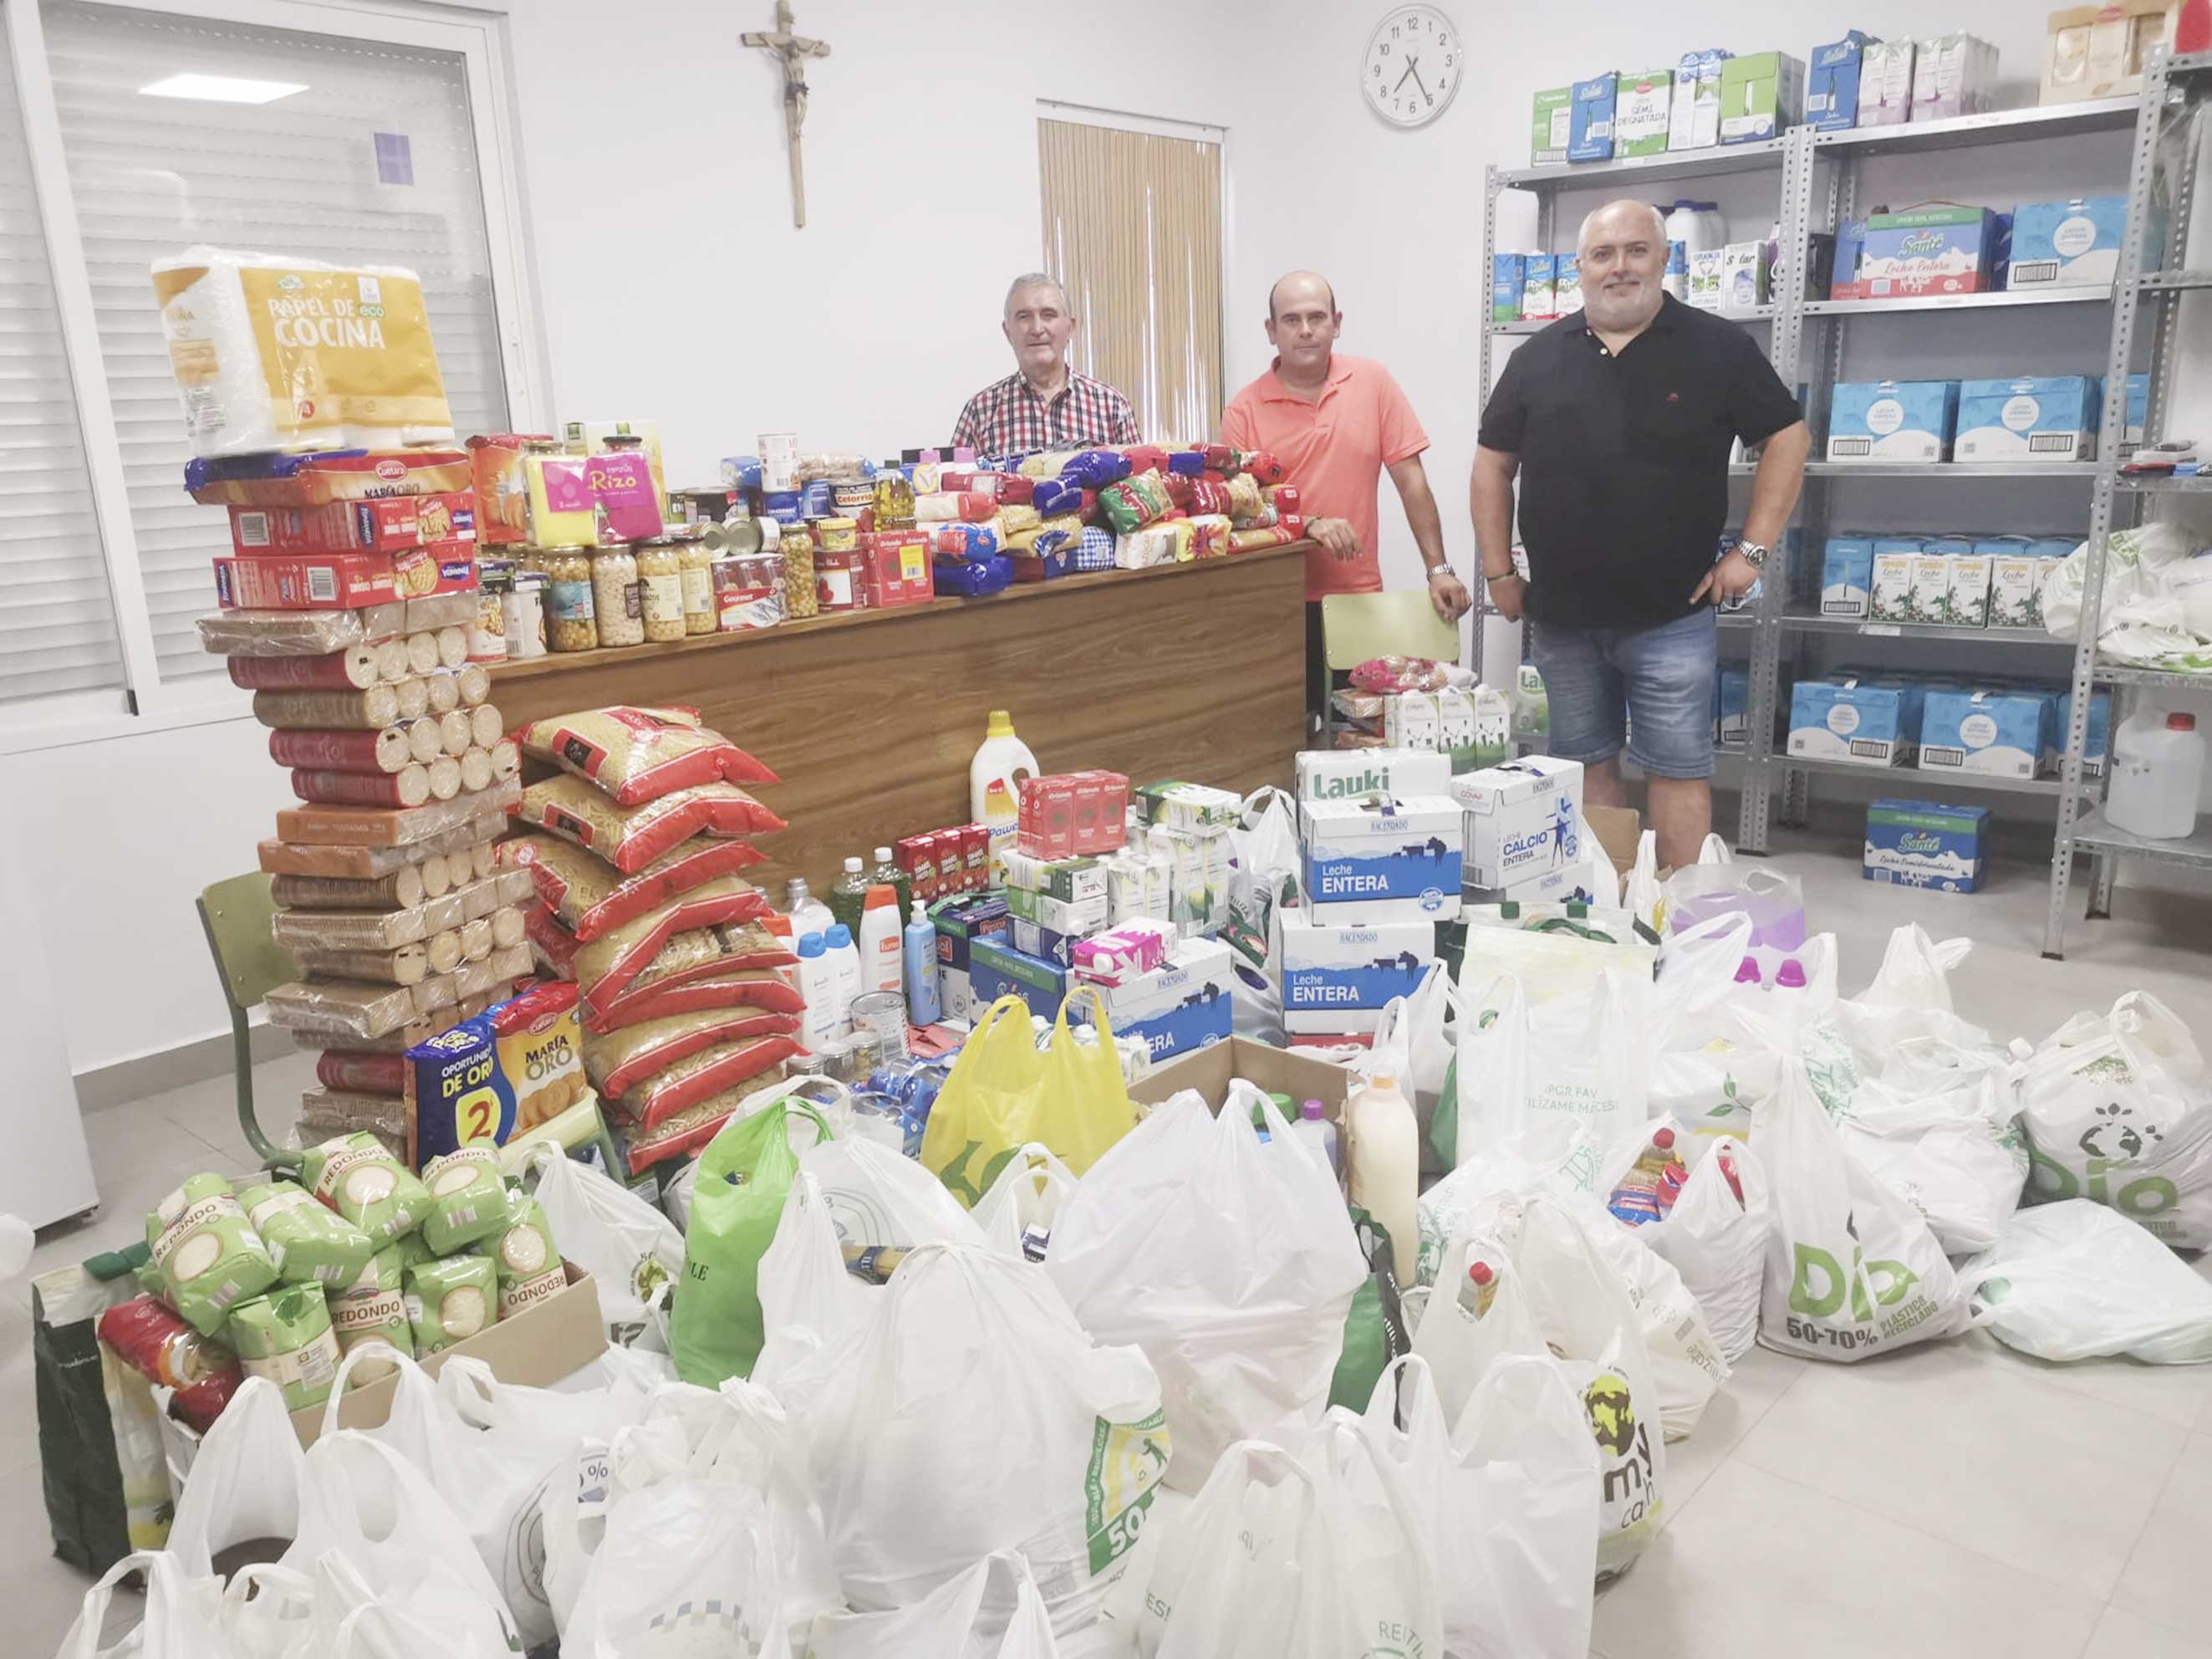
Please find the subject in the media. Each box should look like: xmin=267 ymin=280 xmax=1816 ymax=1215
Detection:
xmin=923 ymin=990 xmax=1135 ymax=1207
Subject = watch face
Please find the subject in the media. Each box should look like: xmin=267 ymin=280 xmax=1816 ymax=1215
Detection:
xmin=1362 ymin=6 xmax=1460 ymax=130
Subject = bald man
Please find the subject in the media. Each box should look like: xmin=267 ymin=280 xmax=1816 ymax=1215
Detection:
xmin=1221 ymin=271 xmax=1470 ymax=729
xmin=1472 ymin=200 xmax=1809 ymax=867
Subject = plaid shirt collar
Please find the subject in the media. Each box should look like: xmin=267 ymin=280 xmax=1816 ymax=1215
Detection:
xmin=953 ymin=365 xmax=1139 ymax=452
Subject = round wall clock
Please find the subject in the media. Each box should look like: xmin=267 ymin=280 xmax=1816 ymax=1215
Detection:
xmin=1362 ymin=6 xmax=1460 ymax=129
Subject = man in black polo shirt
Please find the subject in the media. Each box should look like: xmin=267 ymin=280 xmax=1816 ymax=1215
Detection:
xmin=1471 ymin=198 xmax=1809 ymax=869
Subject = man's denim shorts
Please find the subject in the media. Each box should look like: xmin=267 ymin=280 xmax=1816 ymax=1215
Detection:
xmin=1529 ymin=607 xmax=1718 ymax=780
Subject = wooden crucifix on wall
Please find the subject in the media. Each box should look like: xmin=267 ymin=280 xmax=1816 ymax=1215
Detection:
xmin=742 ymin=1 xmax=830 ymax=230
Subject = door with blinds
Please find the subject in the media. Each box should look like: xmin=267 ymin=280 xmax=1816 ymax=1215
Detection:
xmin=1037 ymin=111 xmax=1224 ymax=447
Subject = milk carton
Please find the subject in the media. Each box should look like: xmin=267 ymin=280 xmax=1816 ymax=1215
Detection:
xmin=1864 ymin=798 xmax=1989 ymax=892
xmin=1789 ymin=677 xmax=1924 ymax=766
xmin=1669 ymin=48 xmax=1730 ymax=150
xmin=1822 ymin=535 xmax=1876 ymax=617
xmin=1555 ymin=255 xmax=1583 ymax=315
xmin=1521 ymin=255 xmax=1557 ymax=322
xmin=2056 ymin=688 xmax=2113 ymax=778
xmin=1715 ymin=662 xmax=1751 ymax=748
xmin=1919 ymin=688 xmax=2047 ymax=779
xmin=1532 ymin=86 xmax=1573 ymax=165
xmin=1827 ymin=381 xmax=1958 ymax=463
xmin=1384 ymin=690 xmax=1441 ymax=750
xmin=1148 ymin=822 xmax=1231 ymax=936
xmin=1719 ymin=51 xmax=1805 ymax=144
xmin=1435 ymin=686 xmax=1476 ymax=754
xmin=2125 ymin=372 xmax=2149 ymax=447
xmin=967 ymin=937 xmax=1069 ymax=1022
xmin=1688 ymin=249 xmax=1726 ymax=310
xmin=1070 ymin=937 xmax=1235 ymax=1061
xmin=1279 ymin=914 xmax=1434 ymax=1034
xmin=1296 ymin=748 xmax=1454 ymax=803
xmin=2009 ymin=197 xmax=2128 ymax=288
xmin=1722 ymin=242 xmax=1771 ymax=311
xmin=1450 ymin=756 xmax=1583 ymax=891
xmin=1861 ymin=38 xmax=1916 ymax=125
xmin=1912 ymin=33 xmax=2000 ymax=122
xmin=1984 ymin=543 xmax=2043 ymax=630
xmin=1858 ymin=207 xmax=2001 ymax=297
xmin=1301 ymin=794 xmax=1461 ymax=923
xmin=1491 ymin=254 xmax=1525 ymax=324
xmin=1807 ymin=32 xmax=1876 ymax=130
xmin=1946 ymin=551 xmax=1995 ymax=628
xmin=1870 ymin=539 xmax=1924 ymax=620
xmin=1910 ymin=554 xmax=1953 ymax=625
xmin=1955 ymin=375 xmax=2100 ymax=464
xmin=1615 ymin=69 xmax=1674 ymax=156
xmin=1568 ymin=74 xmax=1616 ymax=162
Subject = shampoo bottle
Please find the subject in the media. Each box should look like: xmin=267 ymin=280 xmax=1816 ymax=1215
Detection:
xmin=903 ymin=898 xmax=941 ymax=1026
xmin=823 ymin=923 xmax=862 ymax=1038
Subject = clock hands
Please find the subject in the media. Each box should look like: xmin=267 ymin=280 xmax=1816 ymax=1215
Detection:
xmin=1391 ymin=58 xmax=1416 ymax=94
xmin=1409 ymin=59 xmax=1432 ymax=100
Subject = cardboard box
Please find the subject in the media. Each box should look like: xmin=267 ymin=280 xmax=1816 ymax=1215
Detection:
xmin=1462 ymin=859 xmax=1604 ymax=908
xmin=1955 ymin=375 xmax=2101 ymax=464
xmin=1789 ymin=678 xmax=1924 ymax=766
xmin=1688 ymin=248 xmax=1726 ymax=310
xmin=861 ymin=529 xmax=933 ymax=608
xmin=1910 ymin=554 xmax=1954 ymax=625
xmin=1946 ymin=552 xmax=1995 ymax=629
xmin=1807 ymin=32 xmax=1876 ymax=130
xmin=1450 ymin=756 xmax=1584 ymax=891
xmin=1669 ymin=48 xmax=1730 ymax=150
xmin=290 ymin=1260 xmax=604 ymax=1447
xmin=1857 ymin=207 xmax=2001 ymax=298
xmin=1009 ymin=914 xmax=1094 ymax=969
xmin=1864 ymin=799 xmax=1990 ymax=892
xmin=1870 ymin=539 xmax=1925 ymax=620
xmin=1715 ymin=662 xmax=1751 ymax=748
xmin=1719 ymin=50 xmax=1805 ymax=144
xmin=1988 ymin=548 xmax=2044 ymax=630
xmin=1827 ymin=380 xmax=1958 ymax=463
xmin=1521 ymin=255 xmax=1558 ymax=323
xmin=1555 ymin=255 xmax=1584 ymax=315
xmin=2042 ymin=1 xmax=2178 ymax=105
xmin=2056 ymin=688 xmax=2113 ymax=778
xmin=1919 ymin=688 xmax=2049 ymax=779
xmin=1004 ymin=883 xmax=1108 ymax=937
xmin=1384 ymin=689 xmax=1442 ymax=749
xmin=968 ymin=936 xmax=1070 ymax=1020
xmin=1822 ymin=536 xmax=1876 ymax=617
xmin=1491 ymin=254 xmax=1525 ymax=323
xmin=1280 ymin=914 xmax=1433 ymax=1018
xmin=213 ymin=544 xmax=477 ymax=610
xmin=1568 ymin=74 xmax=1616 ymax=161
xmin=229 ymin=492 xmax=477 ymax=558
xmin=1721 ymin=241 xmax=1770 ymax=310
xmin=1070 ymin=937 xmax=1235 ymax=1064
xmin=1615 ymin=68 xmax=1674 ymax=156
xmin=1531 ymin=86 xmax=1573 ymax=164
xmin=1128 ymin=1037 xmax=1359 ymax=1181
xmin=1301 ymin=794 xmax=1463 ymax=922
xmin=931 ymin=891 xmax=1009 ymax=1023
xmin=2010 ymin=197 xmax=2128 ymax=288
xmin=1861 ymin=38 xmax=1916 ymax=125
xmin=1911 ymin=33 xmax=2000 ymax=121
xmin=1296 ymin=748 xmax=1455 ymax=804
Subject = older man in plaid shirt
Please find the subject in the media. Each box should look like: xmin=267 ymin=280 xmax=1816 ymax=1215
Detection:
xmin=951 ymin=273 xmax=1141 ymax=454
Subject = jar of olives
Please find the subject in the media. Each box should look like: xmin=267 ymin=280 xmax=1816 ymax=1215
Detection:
xmin=545 ymin=547 xmax=598 ymax=652
xmin=782 ymin=528 xmax=818 ymax=620
xmin=636 ymin=539 xmax=686 ymax=642
xmin=592 ymin=546 xmax=645 ymax=646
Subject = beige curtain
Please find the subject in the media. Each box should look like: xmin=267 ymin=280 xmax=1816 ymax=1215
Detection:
xmin=1037 ymin=118 xmax=1223 ymax=445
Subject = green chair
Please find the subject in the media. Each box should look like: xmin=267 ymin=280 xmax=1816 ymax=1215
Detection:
xmin=196 ymin=872 xmax=300 ymax=1173
xmin=1319 ymin=590 xmax=1464 ymax=745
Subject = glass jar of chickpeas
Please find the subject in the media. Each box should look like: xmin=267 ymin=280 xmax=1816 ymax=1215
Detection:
xmin=544 ymin=547 xmax=598 ymax=652
xmin=591 ymin=546 xmax=645 ymax=646
xmin=781 ymin=528 xmax=818 ymax=620
xmin=636 ymin=539 xmax=686 ymax=642
xmin=676 ymin=533 xmax=716 ymax=635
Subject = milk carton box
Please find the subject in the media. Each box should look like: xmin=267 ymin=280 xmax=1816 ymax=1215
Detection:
xmin=1491 ymin=254 xmax=1525 ymax=323
xmin=1296 ymin=748 xmax=1454 ymax=804
xmin=1822 ymin=535 xmax=1876 ymax=617
xmin=1532 ymin=86 xmax=1573 ymax=165
xmin=1070 ymin=937 xmax=1234 ymax=1062
xmin=1912 ymin=33 xmax=2000 ymax=122
xmin=967 ymin=937 xmax=1069 ymax=1022
xmin=1462 ymin=860 xmax=1604 ymax=907
xmin=1807 ymin=33 xmax=1876 ymax=130
xmin=1615 ymin=69 xmax=1674 ymax=156
xmin=2009 ymin=197 xmax=2128 ymax=288
xmin=1521 ymin=255 xmax=1558 ymax=322
xmin=2126 ymin=372 xmax=2149 ymax=447
xmin=1859 ymin=207 xmax=2001 ymax=297
xmin=1435 ymin=686 xmax=1476 ymax=753
xmin=1789 ymin=677 xmax=1924 ymax=765
xmin=1827 ymin=380 xmax=1958 ymax=462
xmin=1149 ymin=822 xmax=1231 ymax=936
xmin=1384 ymin=689 xmax=1441 ymax=750
xmin=1280 ymin=914 xmax=1434 ymax=1029
xmin=1910 ymin=553 xmax=1953 ymax=624
xmin=1715 ymin=662 xmax=1751 ymax=748
xmin=1669 ymin=48 xmax=1730 ymax=150
xmin=1555 ymin=255 xmax=1583 ymax=315
xmin=1946 ymin=551 xmax=1995 ymax=628
xmin=1864 ymin=798 xmax=1989 ymax=892
xmin=1301 ymin=795 xmax=1463 ymax=922
xmin=1861 ymin=38 xmax=1916 ymax=125
xmin=2056 ymin=688 xmax=2113 ymax=778
xmin=1449 ymin=756 xmax=1583 ymax=891
xmin=1568 ymin=74 xmax=1616 ymax=162
xmin=1985 ymin=543 xmax=2044 ymax=629
xmin=1719 ymin=51 xmax=1805 ymax=144
xmin=1721 ymin=241 xmax=1770 ymax=309
xmin=1688 ymin=248 xmax=1726 ymax=310
xmin=1870 ymin=538 xmax=1924 ymax=620
xmin=1955 ymin=375 xmax=2100 ymax=463
xmin=1919 ymin=688 xmax=2047 ymax=779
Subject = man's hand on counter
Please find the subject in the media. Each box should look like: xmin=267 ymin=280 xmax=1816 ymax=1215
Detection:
xmin=1309 ymin=517 xmax=1362 ymax=561
xmin=1426 ymin=566 xmax=1472 ymax=623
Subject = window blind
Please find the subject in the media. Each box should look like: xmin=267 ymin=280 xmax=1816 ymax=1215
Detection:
xmin=1038 ymin=118 xmax=1224 ymax=445
xmin=42 ymin=1 xmax=508 ymax=684
xmin=0 ymin=14 xmax=124 ymax=707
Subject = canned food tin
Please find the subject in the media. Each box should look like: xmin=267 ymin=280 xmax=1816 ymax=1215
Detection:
xmin=833 ymin=480 xmax=875 ymax=517
xmin=816 ymin=517 xmax=859 ymax=553
xmin=849 ymin=992 xmax=906 ymax=1060
xmin=758 ymin=432 xmax=799 ymax=493
xmin=787 ymin=1052 xmax=828 ymax=1080
xmin=502 ymin=569 xmax=548 ymax=659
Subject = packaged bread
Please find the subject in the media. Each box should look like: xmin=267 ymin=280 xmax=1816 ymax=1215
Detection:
xmin=458 ymin=747 xmax=494 ymax=794
xmin=425 ymin=931 xmax=464 ymax=976
xmin=424 ymin=755 xmax=464 ymax=802
xmin=272 ymin=776 xmax=520 ymax=850
xmin=253 ymin=685 xmax=401 ymax=731
xmin=419 ymin=1146 xmax=515 ymax=1254
xmin=292 ymin=942 xmax=430 ymax=987
xmin=455 ymin=663 xmax=492 ymax=707
xmin=268 ymin=726 xmax=418 ymax=777
xmin=434 ymin=709 xmax=474 ymax=757
xmin=515 ymin=777 xmax=786 ymax=874
xmin=268 ymin=978 xmax=422 ymax=1039
xmin=507 ymin=831 xmax=767 ymax=942
xmin=456 ymin=943 xmax=532 ymax=1000
xmin=196 ymin=607 xmax=371 ymax=657
xmin=403 ymin=1253 xmax=496 ymax=1356
xmin=488 ymin=739 xmax=521 ymax=781
xmin=392 ymin=677 xmax=431 ymax=720
xmin=273 ymin=868 xmax=426 ymax=911
xmin=425 ymin=670 xmax=461 ymax=716
xmin=257 ymin=806 xmax=510 ymax=880
xmin=459 ymin=916 xmax=494 ymax=964
xmin=402 ymin=590 xmax=479 ymax=632
xmin=227 ymin=646 xmax=386 ymax=692
xmin=516 ymin=706 xmax=779 ymax=807
xmin=145 ymin=1172 xmax=281 ymax=1337
xmin=297 ymin=1022 xmax=440 ymax=1058
xmin=300 ymin=1131 xmax=430 ymax=1245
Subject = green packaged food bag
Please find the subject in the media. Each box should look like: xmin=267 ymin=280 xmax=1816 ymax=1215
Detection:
xmin=301 ymin=1132 xmax=430 ymax=1247
xmin=673 ymin=1098 xmax=829 ymax=1386
xmin=419 ymin=1146 xmax=515 ymax=1255
xmin=329 ymin=1244 xmax=413 ymax=1376
xmin=238 ymin=1180 xmax=377 ymax=1288
xmin=227 ymin=1284 xmax=342 ymax=1413
xmin=396 ymin=1229 xmax=436 ymax=1269
xmin=145 ymin=1172 xmax=279 ymax=1337
xmin=405 ymin=1254 xmax=497 ymax=1356
xmin=474 ymin=1189 xmax=565 ymax=1321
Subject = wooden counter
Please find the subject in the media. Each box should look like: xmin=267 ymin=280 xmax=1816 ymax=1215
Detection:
xmin=491 ymin=542 xmax=1310 ymax=886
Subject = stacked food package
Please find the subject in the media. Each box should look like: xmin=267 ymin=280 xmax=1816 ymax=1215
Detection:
xmin=502 ymin=707 xmax=806 ymax=1177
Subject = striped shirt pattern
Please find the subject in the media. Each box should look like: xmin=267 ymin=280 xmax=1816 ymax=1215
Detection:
xmin=951 ymin=368 xmax=1141 ymax=454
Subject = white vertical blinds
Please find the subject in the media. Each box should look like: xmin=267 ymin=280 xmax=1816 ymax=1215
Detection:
xmin=0 ymin=13 xmax=124 ymax=707
xmin=40 ymin=1 xmax=509 ymax=684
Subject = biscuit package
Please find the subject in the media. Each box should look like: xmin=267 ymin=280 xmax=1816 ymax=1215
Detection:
xmin=145 ymin=1172 xmax=281 ymax=1337
xmin=405 ymin=981 xmax=587 ymax=1166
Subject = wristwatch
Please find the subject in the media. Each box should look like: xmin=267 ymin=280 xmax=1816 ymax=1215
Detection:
xmin=1735 ymin=541 xmax=1771 ymax=569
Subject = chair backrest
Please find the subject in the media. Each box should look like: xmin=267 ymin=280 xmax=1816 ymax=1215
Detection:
xmin=197 ymin=872 xmax=294 ymax=1013
xmin=1320 ymin=591 xmax=1461 ymax=671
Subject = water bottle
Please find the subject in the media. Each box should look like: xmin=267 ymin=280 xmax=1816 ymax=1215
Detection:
xmin=1459 ymin=1258 xmax=1500 ymax=1318
xmin=2106 ymin=709 xmax=2204 ymax=840
xmin=783 ymin=876 xmax=833 ymax=939
xmin=828 ymin=855 xmax=872 ymax=936
xmin=1290 ymin=1098 xmax=1342 ymax=1178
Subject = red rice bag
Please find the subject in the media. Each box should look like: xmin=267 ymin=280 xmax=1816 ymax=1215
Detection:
xmin=563 ymin=877 xmax=770 ymax=1008
xmin=614 ymin=1066 xmax=786 ymax=1172
xmin=583 ymin=1006 xmax=803 ymax=1100
xmin=507 ymin=831 xmax=766 ymax=942
xmin=609 ymin=1034 xmax=799 ymax=1129
xmin=516 ymin=705 xmax=778 ymax=807
xmin=514 ymin=776 xmax=786 ymax=874
xmin=584 ymin=967 xmax=804 ymax=1033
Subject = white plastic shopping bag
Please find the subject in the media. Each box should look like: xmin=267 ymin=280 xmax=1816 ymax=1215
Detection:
xmin=1226 ymin=786 xmax=1302 ymax=1045
xmin=1623 ymin=830 xmax=1666 ymax=934
xmin=1962 ymin=1201 xmax=2212 ymax=1364
xmin=57 ymin=1549 xmax=227 ymax=1659
xmin=1759 ymin=1058 xmax=1968 ymax=1361
xmin=522 ymin=1140 xmax=683 ymax=1339
xmin=1453 ymin=967 xmax=1646 ymax=1157
xmin=165 ymin=1375 xmax=304 ymax=1578
xmin=562 ymin=1476 xmax=786 ymax=1659
xmin=1640 ymin=1136 xmax=1768 ymax=1363
xmin=1416 ymin=1119 xmax=1608 ymax=1287
xmin=1648 ymin=914 xmax=1787 ymax=1140
xmin=1854 ymin=921 xmax=1972 ymax=1014
xmin=1047 ymin=1085 xmax=1366 ymax=1491
xmin=805 ymin=1550 xmax=1063 ymax=1659
xmin=2013 ymin=992 xmax=2212 ymax=1248
xmin=801 ymin=1128 xmax=985 ymax=1252
xmin=972 ymin=1142 xmax=1078 ymax=1263
xmin=1562 ymin=1188 xmax=1730 ymax=1441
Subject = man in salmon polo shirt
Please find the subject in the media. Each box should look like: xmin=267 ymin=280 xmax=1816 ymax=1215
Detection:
xmin=1221 ymin=271 xmax=1470 ymax=732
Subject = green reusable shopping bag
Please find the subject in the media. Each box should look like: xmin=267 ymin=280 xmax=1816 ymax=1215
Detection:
xmin=1327 ymin=1207 xmax=1410 ymax=1412
xmin=671 ymin=1097 xmax=828 ymax=1386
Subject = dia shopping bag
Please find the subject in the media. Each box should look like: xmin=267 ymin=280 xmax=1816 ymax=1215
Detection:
xmin=674 ymin=1096 xmax=829 ymax=1385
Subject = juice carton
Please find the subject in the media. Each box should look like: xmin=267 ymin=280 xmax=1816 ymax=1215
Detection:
xmin=1555 ymin=256 xmax=1583 ymax=315
xmin=1822 ymin=535 xmax=1876 ymax=617
xmin=1919 ymin=688 xmax=2047 ymax=780
xmin=1300 ymin=794 xmax=1463 ymax=923
xmin=1719 ymin=51 xmax=1805 ymax=145
xmin=1946 ymin=552 xmax=1995 ymax=629
xmin=1532 ymin=86 xmax=1574 ymax=164
xmin=1134 ymin=781 xmax=1242 ymax=830
xmin=1721 ymin=241 xmax=1771 ymax=310
xmin=1807 ymin=32 xmax=1876 ymax=130
xmin=1068 ymin=938 xmax=1235 ymax=1063
xmin=1911 ymin=33 xmax=1999 ymax=122
xmin=1016 ymin=774 xmax=1080 ymax=860
xmin=1869 ymin=539 xmax=1923 ymax=621
xmin=1858 ymin=207 xmax=2001 ymax=297
xmin=1830 ymin=218 xmax=1868 ymax=297
xmin=2009 ymin=197 xmax=2129 ymax=288
xmin=1861 ymin=38 xmax=1915 ymax=125
xmin=1864 ymin=798 xmax=1989 ymax=892
xmin=1669 ymin=48 xmax=1730 ymax=150
xmin=1827 ymin=381 xmax=1959 ymax=463
xmin=1149 ymin=822 xmax=1232 ymax=935
xmin=1073 ymin=770 xmax=1129 ymax=855
xmin=1688 ymin=248 xmax=1726 ymax=310
xmin=999 ymin=850 xmax=1108 ymax=905
xmin=1491 ymin=254 xmax=1526 ymax=324
xmin=1615 ymin=69 xmax=1674 ymax=156
xmin=1955 ymin=375 xmax=2101 ymax=464
xmin=1568 ymin=74 xmax=1616 ymax=162
xmin=1910 ymin=554 xmax=1953 ymax=624
xmin=1521 ymin=255 xmax=1558 ymax=322
xmin=1788 ymin=677 xmax=1924 ymax=766
xmin=1449 ymin=756 xmax=1583 ymax=890
xmin=1384 ymin=690 xmax=1442 ymax=751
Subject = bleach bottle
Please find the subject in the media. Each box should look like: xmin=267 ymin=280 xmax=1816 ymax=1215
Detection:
xmin=971 ymin=708 xmax=1039 ymax=881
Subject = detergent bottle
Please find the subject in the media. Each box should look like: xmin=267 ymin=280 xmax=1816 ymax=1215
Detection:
xmin=971 ymin=709 xmax=1039 ymax=880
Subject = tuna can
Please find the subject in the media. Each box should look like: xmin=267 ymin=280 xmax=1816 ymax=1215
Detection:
xmin=849 ymin=991 xmax=908 ymax=1061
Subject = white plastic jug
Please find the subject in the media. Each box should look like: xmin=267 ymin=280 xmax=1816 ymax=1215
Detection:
xmin=1348 ymin=1072 xmax=1419 ymax=1285
xmin=1664 ymin=200 xmax=1726 ymax=258
xmin=2107 ymin=708 xmax=2204 ymax=840
xmin=971 ymin=709 xmax=1039 ymax=878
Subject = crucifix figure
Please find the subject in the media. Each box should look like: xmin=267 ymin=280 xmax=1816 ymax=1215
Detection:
xmin=742 ymin=1 xmax=829 ymax=230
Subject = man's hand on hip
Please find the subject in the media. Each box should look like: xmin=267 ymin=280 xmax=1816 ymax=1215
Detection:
xmin=1426 ymin=567 xmax=1472 ymax=622
xmin=1484 ymin=572 xmax=1526 ymax=621
xmin=1309 ymin=517 xmax=1361 ymax=561
xmin=1689 ymin=549 xmax=1761 ymax=608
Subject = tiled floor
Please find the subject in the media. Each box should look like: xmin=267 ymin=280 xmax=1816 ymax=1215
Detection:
xmin=7 ymin=844 xmax=2212 ymax=1657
